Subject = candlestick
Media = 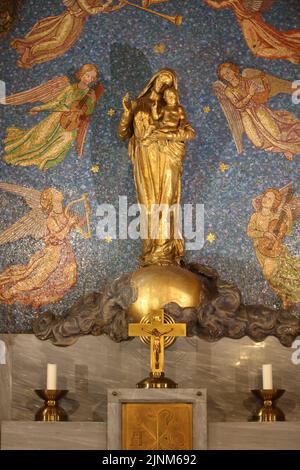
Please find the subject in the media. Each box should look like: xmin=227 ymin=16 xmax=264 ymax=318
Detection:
xmin=262 ymin=364 xmax=273 ymax=389
xmin=35 ymin=389 xmax=68 ymax=422
xmin=47 ymin=363 xmax=57 ymax=390
xmin=250 ymin=389 xmax=285 ymax=422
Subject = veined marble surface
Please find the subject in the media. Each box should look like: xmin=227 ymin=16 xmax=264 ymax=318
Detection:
xmin=2 ymin=421 xmax=300 ymax=450
xmin=1 ymin=422 xmax=106 ymax=450
xmin=208 ymin=422 xmax=300 ymax=450
xmin=0 ymin=333 xmax=299 ymax=423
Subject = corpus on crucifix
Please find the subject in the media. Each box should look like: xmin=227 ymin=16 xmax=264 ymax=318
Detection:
xmin=128 ymin=310 xmax=186 ymax=388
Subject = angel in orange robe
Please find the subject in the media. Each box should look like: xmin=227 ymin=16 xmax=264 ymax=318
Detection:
xmin=0 ymin=183 xmax=91 ymax=309
xmin=11 ymin=0 xmax=126 ymax=68
xmin=204 ymin=0 xmax=300 ymax=64
xmin=11 ymin=0 xmax=179 ymax=68
xmin=247 ymin=183 xmax=300 ymax=310
xmin=1 ymin=64 xmax=103 ymax=171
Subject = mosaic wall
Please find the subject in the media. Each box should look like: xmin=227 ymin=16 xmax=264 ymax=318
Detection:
xmin=0 ymin=0 xmax=299 ymax=333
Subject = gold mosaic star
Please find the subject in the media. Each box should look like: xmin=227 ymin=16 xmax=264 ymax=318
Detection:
xmin=219 ymin=162 xmax=230 ymax=173
xmin=90 ymin=164 xmax=100 ymax=173
xmin=203 ymin=106 xmax=211 ymax=113
xmin=153 ymin=43 xmax=166 ymax=54
xmin=206 ymin=232 xmax=216 ymax=244
xmin=107 ymin=108 xmax=116 ymax=117
xmin=104 ymin=235 xmax=113 ymax=243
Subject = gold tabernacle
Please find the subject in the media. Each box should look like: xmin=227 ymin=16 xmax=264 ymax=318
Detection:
xmin=122 ymin=403 xmax=192 ymax=450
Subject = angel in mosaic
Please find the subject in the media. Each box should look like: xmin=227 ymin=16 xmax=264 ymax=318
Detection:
xmin=247 ymin=183 xmax=300 ymax=310
xmin=214 ymin=62 xmax=300 ymax=160
xmin=204 ymin=0 xmax=300 ymax=64
xmin=0 ymin=183 xmax=91 ymax=309
xmin=2 ymin=64 xmax=103 ymax=171
xmin=11 ymin=0 xmax=180 ymax=68
xmin=11 ymin=1 xmax=126 ymax=68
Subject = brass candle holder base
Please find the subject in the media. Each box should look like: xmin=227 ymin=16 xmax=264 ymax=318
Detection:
xmin=137 ymin=372 xmax=178 ymax=389
xmin=35 ymin=389 xmax=69 ymax=422
xmin=250 ymin=389 xmax=285 ymax=422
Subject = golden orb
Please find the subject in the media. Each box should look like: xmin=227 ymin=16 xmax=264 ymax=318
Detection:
xmin=128 ymin=265 xmax=204 ymax=322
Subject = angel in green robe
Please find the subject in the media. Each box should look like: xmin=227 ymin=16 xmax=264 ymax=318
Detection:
xmin=1 ymin=64 xmax=103 ymax=171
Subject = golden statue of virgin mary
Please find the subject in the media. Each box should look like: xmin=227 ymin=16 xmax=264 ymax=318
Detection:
xmin=118 ymin=69 xmax=195 ymax=266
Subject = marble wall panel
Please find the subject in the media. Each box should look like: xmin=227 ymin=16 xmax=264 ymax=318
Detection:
xmin=0 ymin=333 xmax=298 ymax=423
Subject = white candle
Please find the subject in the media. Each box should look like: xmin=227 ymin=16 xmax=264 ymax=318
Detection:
xmin=47 ymin=363 xmax=57 ymax=390
xmin=262 ymin=364 xmax=273 ymax=390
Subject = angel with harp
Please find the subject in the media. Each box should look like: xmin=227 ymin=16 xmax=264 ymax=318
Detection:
xmin=2 ymin=64 xmax=103 ymax=171
xmin=213 ymin=62 xmax=300 ymax=160
xmin=204 ymin=0 xmax=300 ymax=64
xmin=0 ymin=183 xmax=91 ymax=309
xmin=11 ymin=0 xmax=181 ymax=68
xmin=247 ymin=183 xmax=300 ymax=310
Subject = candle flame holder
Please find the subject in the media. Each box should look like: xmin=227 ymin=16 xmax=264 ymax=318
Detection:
xmin=250 ymin=389 xmax=285 ymax=422
xmin=35 ymin=389 xmax=68 ymax=422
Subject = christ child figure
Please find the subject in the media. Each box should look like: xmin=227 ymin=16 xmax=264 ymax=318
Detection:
xmin=151 ymin=87 xmax=185 ymax=133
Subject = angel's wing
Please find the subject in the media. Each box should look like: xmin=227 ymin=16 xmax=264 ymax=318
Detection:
xmin=0 ymin=183 xmax=48 ymax=245
xmin=0 ymin=182 xmax=41 ymax=210
xmin=0 ymin=211 xmax=48 ymax=245
xmin=2 ymin=76 xmax=70 ymax=106
xmin=242 ymin=0 xmax=277 ymax=13
xmin=242 ymin=68 xmax=293 ymax=99
xmin=213 ymin=81 xmax=244 ymax=154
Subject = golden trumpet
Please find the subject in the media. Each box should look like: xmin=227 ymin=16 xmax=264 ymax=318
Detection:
xmin=125 ymin=1 xmax=182 ymax=26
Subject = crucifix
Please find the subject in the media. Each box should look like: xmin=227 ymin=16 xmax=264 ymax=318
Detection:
xmin=128 ymin=310 xmax=186 ymax=388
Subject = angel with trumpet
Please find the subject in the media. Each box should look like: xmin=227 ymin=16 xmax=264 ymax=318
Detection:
xmin=11 ymin=0 xmax=181 ymax=68
xmin=247 ymin=183 xmax=300 ymax=310
xmin=204 ymin=0 xmax=300 ymax=64
xmin=2 ymin=64 xmax=103 ymax=171
xmin=0 ymin=183 xmax=91 ymax=309
xmin=213 ymin=62 xmax=300 ymax=160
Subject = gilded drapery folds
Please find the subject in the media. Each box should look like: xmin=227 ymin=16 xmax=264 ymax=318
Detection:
xmin=118 ymin=69 xmax=195 ymax=266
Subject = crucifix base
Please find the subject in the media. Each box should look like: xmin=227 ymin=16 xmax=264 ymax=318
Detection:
xmin=137 ymin=372 xmax=178 ymax=389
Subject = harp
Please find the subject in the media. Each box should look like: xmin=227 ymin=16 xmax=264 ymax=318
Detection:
xmin=65 ymin=193 xmax=91 ymax=239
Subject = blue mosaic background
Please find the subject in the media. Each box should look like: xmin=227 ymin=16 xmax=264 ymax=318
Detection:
xmin=0 ymin=0 xmax=299 ymax=332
